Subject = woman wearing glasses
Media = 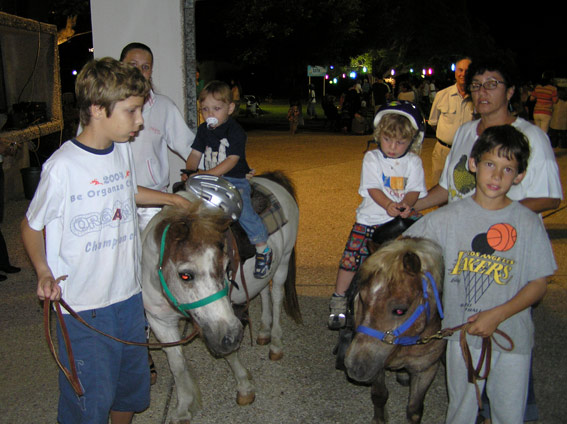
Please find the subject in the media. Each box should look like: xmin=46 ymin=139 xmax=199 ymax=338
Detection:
xmin=415 ymin=57 xmax=562 ymax=214
xmin=413 ymin=58 xmax=562 ymax=424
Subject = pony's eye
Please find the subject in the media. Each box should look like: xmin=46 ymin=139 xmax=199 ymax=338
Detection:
xmin=179 ymin=272 xmax=194 ymax=281
xmin=392 ymin=308 xmax=406 ymax=316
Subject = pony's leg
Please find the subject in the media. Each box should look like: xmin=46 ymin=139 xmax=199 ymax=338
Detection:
xmin=406 ymin=361 xmax=440 ymax=424
xmin=224 ymin=351 xmax=255 ymax=405
xmin=255 ymin=284 xmax=273 ymax=346
xmin=370 ymin=369 xmax=388 ymax=424
xmin=264 ymin=258 xmax=289 ymax=360
xmin=147 ymin=313 xmax=202 ymax=424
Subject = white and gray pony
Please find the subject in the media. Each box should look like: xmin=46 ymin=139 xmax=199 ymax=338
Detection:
xmin=141 ymin=171 xmax=301 ymax=424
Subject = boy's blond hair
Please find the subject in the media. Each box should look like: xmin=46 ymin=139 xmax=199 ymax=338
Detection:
xmin=199 ymin=80 xmax=233 ymax=104
xmin=374 ymin=113 xmax=420 ymax=154
xmin=76 ymin=57 xmax=150 ymax=127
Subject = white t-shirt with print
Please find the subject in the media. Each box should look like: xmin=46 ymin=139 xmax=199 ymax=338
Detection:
xmin=356 ymin=149 xmax=427 ymax=226
xmin=26 ymin=140 xmax=141 ymax=312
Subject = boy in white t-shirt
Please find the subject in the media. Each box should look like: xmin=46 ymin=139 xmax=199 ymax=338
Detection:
xmin=328 ymin=101 xmax=427 ymax=329
xmin=21 ymin=58 xmax=191 ymax=424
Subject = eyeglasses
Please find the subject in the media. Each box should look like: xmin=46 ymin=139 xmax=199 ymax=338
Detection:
xmin=469 ymin=80 xmax=506 ymax=91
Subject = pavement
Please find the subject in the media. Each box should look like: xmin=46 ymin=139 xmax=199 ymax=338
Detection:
xmin=1 ymin=123 xmax=566 ymax=423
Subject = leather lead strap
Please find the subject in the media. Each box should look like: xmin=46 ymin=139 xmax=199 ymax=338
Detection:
xmin=44 ymin=297 xmax=200 ymax=397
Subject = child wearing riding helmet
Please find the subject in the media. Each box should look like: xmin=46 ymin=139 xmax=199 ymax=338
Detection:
xmin=328 ymin=100 xmax=427 ymax=329
xmin=186 ymin=80 xmax=272 ymax=279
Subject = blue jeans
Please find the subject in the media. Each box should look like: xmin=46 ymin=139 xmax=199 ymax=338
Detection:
xmin=225 ymin=177 xmax=268 ymax=245
xmin=56 ymin=293 xmax=150 ymax=423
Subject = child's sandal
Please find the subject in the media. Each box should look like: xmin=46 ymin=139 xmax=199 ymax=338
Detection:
xmin=254 ymin=248 xmax=273 ymax=278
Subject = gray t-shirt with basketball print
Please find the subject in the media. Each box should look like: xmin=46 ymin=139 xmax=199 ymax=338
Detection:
xmin=403 ymin=197 xmax=556 ymax=353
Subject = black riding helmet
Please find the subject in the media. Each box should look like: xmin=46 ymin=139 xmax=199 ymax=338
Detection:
xmin=373 ymin=100 xmax=426 ymax=153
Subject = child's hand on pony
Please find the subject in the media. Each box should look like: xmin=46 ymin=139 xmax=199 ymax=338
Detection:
xmin=386 ymin=201 xmax=407 ymax=217
xmin=398 ymin=203 xmax=415 ymax=218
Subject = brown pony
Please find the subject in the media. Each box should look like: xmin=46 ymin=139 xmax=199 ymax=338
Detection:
xmin=344 ymin=237 xmax=445 ymax=424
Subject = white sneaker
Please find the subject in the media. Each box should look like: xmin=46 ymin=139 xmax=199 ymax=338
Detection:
xmin=328 ymin=294 xmax=347 ymax=330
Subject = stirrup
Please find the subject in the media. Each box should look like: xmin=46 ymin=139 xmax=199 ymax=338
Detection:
xmin=328 ymin=295 xmax=347 ymax=330
xmin=328 ymin=312 xmax=346 ymax=330
xmin=254 ymin=247 xmax=272 ymax=278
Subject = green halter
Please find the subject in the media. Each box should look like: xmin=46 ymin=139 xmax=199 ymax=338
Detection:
xmin=158 ymin=223 xmax=229 ymax=318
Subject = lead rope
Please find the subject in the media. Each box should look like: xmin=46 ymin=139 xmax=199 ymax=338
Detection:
xmin=44 ymin=293 xmax=83 ymax=396
xmin=225 ymin=229 xmax=254 ymax=345
xmin=44 ymin=294 xmax=200 ymax=397
xmin=422 ymin=322 xmax=514 ymax=409
xmin=458 ymin=323 xmax=514 ymax=409
xmin=239 ymin=259 xmax=253 ymax=345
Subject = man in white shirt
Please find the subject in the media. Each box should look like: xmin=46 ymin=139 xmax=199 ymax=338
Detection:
xmin=428 ymin=57 xmax=474 ymax=185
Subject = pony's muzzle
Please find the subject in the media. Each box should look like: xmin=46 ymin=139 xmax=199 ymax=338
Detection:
xmin=344 ymin=337 xmax=393 ymax=383
xmin=202 ymin=320 xmax=244 ymax=357
xmin=222 ymin=334 xmax=239 ymax=350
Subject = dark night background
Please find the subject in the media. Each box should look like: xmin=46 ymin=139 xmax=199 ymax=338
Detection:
xmin=0 ymin=0 xmax=565 ymax=98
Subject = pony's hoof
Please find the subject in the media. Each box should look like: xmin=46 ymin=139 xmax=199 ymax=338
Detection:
xmin=256 ymin=335 xmax=271 ymax=345
xmin=149 ymin=354 xmax=157 ymax=385
xmin=237 ymin=391 xmax=256 ymax=405
xmin=269 ymin=349 xmax=284 ymax=361
xmin=150 ymin=368 xmax=157 ymax=386
xmin=395 ymin=371 xmax=410 ymax=387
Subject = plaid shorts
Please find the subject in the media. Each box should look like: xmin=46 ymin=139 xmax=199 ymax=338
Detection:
xmin=339 ymin=222 xmax=381 ymax=272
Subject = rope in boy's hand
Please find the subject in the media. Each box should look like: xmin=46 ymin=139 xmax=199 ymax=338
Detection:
xmin=416 ymin=322 xmax=514 ymax=408
xmin=457 ymin=323 xmax=514 ymax=409
xmin=43 ymin=288 xmax=202 ymax=397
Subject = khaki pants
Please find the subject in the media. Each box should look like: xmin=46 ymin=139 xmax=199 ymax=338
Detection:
xmin=431 ymin=141 xmax=451 ymax=187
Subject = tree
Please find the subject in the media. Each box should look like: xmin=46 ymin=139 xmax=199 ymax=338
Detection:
xmin=195 ymin=0 xmax=518 ymax=94
xmin=355 ymin=0 xmax=503 ymax=77
xmin=198 ymin=0 xmax=363 ymax=72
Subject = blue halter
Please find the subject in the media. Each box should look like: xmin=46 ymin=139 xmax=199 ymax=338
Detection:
xmin=158 ymin=223 xmax=229 ymax=318
xmin=356 ymin=271 xmax=443 ymax=346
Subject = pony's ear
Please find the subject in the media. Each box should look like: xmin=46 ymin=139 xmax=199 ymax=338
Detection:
xmin=402 ymin=251 xmax=421 ymax=276
xmin=170 ymin=221 xmax=191 ymax=241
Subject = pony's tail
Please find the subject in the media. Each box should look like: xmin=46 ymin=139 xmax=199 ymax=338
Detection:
xmin=283 ymin=247 xmax=302 ymax=324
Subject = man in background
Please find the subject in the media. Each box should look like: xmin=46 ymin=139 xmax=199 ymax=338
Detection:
xmin=428 ymin=57 xmax=473 ymax=186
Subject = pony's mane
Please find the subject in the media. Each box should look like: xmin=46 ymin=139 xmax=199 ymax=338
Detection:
xmin=154 ymin=195 xmax=231 ymax=248
xmin=358 ymin=237 xmax=444 ymax=290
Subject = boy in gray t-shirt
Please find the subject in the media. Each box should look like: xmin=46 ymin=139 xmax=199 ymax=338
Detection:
xmin=404 ymin=125 xmax=556 ymax=424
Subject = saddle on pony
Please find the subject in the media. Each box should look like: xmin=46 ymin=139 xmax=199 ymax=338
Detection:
xmin=231 ymin=181 xmax=288 ymax=261
xmin=173 ymin=176 xmax=288 ymax=262
xmin=174 ymin=175 xmax=289 ymax=327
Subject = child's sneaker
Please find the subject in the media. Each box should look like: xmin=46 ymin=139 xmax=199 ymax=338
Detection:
xmin=254 ymin=247 xmax=272 ymax=278
xmin=328 ymin=294 xmax=347 ymax=330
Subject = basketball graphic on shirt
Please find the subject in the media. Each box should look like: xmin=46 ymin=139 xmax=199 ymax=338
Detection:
xmin=465 ymin=224 xmax=516 ymax=304
xmin=471 ymin=233 xmax=494 ymax=254
xmin=486 ymin=223 xmax=517 ymax=252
